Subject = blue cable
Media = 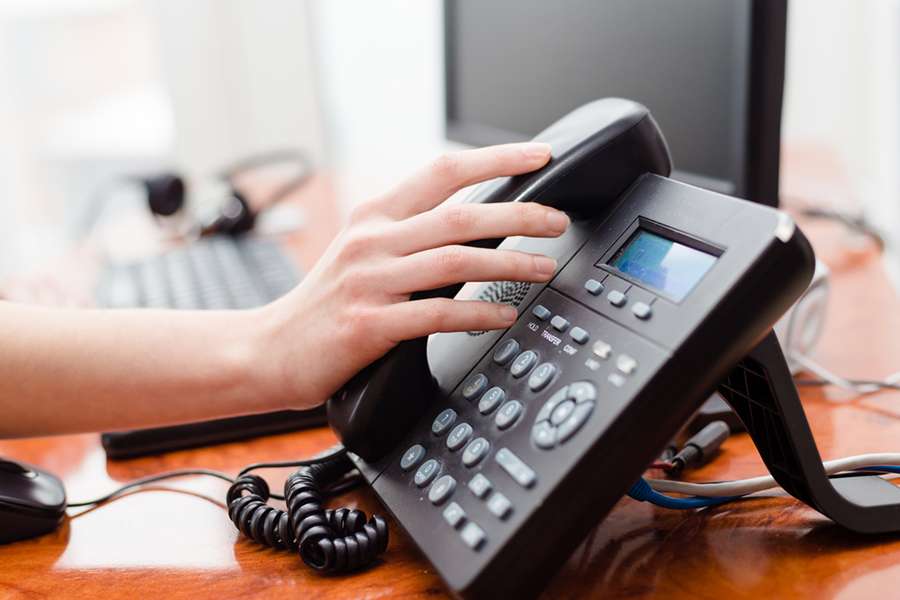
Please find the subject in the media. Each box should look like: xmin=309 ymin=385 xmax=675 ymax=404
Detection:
xmin=627 ymin=477 xmax=744 ymax=510
xmin=859 ymin=466 xmax=900 ymax=475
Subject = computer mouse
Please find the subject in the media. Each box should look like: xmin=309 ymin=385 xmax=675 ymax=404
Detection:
xmin=0 ymin=458 xmax=66 ymax=544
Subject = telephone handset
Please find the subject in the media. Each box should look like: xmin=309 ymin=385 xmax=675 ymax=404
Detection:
xmin=327 ymin=98 xmax=672 ymax=462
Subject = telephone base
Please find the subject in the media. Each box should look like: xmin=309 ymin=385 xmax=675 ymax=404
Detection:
xmin=718 ymin=331 xmax=900 ymax=534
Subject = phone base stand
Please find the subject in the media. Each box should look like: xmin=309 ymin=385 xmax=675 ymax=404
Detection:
xmin=718 ymin=330 xmax=900 ymax=534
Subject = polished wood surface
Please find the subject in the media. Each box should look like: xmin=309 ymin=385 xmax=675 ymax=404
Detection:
xmin=3 ymin=170 xmax=900 ymax=599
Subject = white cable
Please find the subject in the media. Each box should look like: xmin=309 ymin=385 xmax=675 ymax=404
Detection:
xmin=647 ymin=453 xmax=900 ymax=497
xmin=792 ymin=353 xmax=882 ymax=395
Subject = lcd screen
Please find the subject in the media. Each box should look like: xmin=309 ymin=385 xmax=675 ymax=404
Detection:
xmin=609 ymin=229 xmax=717 ymax=301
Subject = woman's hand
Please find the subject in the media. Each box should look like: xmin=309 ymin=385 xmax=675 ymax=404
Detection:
xmin=259 ymin=142 xmax=569 ymax=409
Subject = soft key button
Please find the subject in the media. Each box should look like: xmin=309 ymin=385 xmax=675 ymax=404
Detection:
xmin=550 ymin=315 xmax=570 ymax=332
xmin=616 ymin=354 xmax=638 ymax=374
xmin=607 ymin=290 xmax=627 ymax=307
xmin=531 ymin=305 xmax=551 ymax=321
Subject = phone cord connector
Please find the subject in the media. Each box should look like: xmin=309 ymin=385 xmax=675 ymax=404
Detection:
xmin=226 ymin=453 xmax=388 ymax=573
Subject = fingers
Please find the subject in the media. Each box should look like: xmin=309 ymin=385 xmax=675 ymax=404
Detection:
xmin=384 ymin=246 xmax=557 ymax=294
xmin=375 ymin=143 xmax=552 ymax=220
xmin=386 ymin=201 xmax=570 ymax=254
xmin=383 ymin=298 xmax=517 ymax=341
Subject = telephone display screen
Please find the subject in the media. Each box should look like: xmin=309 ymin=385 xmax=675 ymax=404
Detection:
xmin=609 ymin=229 xmax=716 ymax=301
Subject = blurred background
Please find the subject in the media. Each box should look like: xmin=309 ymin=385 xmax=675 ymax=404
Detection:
xmin=0 ymin=0 xmax=897 ymax=287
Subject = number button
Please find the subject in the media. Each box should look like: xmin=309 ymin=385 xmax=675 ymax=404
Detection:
xmin=400 ymin=444 xmax=426 ymax=471
xmin=492 ymin=339 xmax=520 ymax=366
xmin=478 ymin=387 xmax=506 ymax=415
xmin=510 ymin=350 xmax=538 ymax=378
xmin=462 ymin=437 xmax=491 ymax=467
xmin=432 ymin=408 xmax=457 ymax=436
xmin=461 ymin=373 xmax=488 ymax=401
xmin=495 ymin=400 xmax=523 ymax=430
xmin=447 ymin=423 xmax=474 ymax=451
xmin=414 ymin=459 xmax=440 ymax=487
xmin=528 ymin=362 xmax=557 ymax=392
xmin=428 ymin=475 xmax=457 ymax=505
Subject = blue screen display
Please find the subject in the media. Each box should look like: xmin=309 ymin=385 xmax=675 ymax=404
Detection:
xmin=609 ymin=230 xmax=716 ymax=301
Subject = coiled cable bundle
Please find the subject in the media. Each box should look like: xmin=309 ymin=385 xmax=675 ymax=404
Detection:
xmin=226 ymin=449 xmax=389 ymax=573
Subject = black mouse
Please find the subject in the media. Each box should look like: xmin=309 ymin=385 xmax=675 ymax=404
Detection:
xmin=0 ymin=458 xmax=66 ymax=543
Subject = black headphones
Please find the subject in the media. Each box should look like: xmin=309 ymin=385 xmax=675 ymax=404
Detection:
xmin=138 ymin=149 xmax=312 ymax=237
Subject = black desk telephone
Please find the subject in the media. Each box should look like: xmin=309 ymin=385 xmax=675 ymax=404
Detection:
xmin=319 ymin=98 xmax=900 ymax=597
xmin=9 ymin=98 xmax=900 ymax=598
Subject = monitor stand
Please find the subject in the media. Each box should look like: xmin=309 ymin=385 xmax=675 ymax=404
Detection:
xmin=717 ymin=331 xmax=900 ymax=534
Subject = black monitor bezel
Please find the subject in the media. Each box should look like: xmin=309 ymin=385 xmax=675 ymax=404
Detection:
xmin=443 ymin=0 xmax=787 ymax=208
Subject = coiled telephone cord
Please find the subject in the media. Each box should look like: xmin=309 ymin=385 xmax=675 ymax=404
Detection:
xmin=225 ymin=450 xmax=389 ymax=573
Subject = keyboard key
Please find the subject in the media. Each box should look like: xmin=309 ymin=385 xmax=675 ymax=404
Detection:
xmin=400 ymin=444 xmax=426 ymax=471
xmin=414 ymin=459 xmax=440 ymax=487
xmin=447 ymin=423 xmax=474 ymax=451
xmin=487 ymin=492 xmax=513 ymax=519
xmin=607 ymin=290 xmax=627 ymax=307
xmin=510 ymin=351 xmax=538 ymax=378
xmin=584 ymin=279 xmax=605 ymax=296
xmin=632 ymin=302 xmax=652 ymax=320
xmin=570 ymin=327 xmax=590 ymax=345
xmin=468 ymin=473 xmax=493 ymax=498
xmin=492 ymin=339 xmax=520 ymax=366
xmin=531 ymin=305 xmax=551 ymax=321
xmin=495 ymin=400 xmax=523 ymax=430
xmin=443 ymin=502 xmax=466 ymax=529
xmin=528 ymin=362 xmax=557 ymax=392
xmin=462 ymin=437 xmax=491 ymax=467
xmin=461 ymin=373 xmax=488 ymax=401
xmin=428 ymin=475 xmax=457 ymax=505
xmin=550 ymin=315 xmax=570 ymax=332
xmin=460 ymin=522 xmax=486 ymax=550
xmin=495 ymin=448 xmax=537 ymax=488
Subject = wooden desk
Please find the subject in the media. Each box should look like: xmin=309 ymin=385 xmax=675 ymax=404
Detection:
xmin=2 ymin=184 xmax=900 ymax=599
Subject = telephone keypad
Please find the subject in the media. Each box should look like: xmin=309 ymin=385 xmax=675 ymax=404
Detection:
xmin=414 ymin=459 xmax=441 ymax=487
xmin=447 ymin=423 xmax=474 ymax=451
xmin=492 ymin=339 xmax=520 ymax=366
xmin=429 ymin=475 xmax=457 ymax=505
xmin=462 ymin=373 xmax=489 ymax=401
xmin=494 ymin=400 xmax=523 ymax=430
xmin=527 ymin=362 xmax=557 ymax=392
xmin=400 ymin=444 xmax=426 ymax=471
xmin=432 ymin=408 xmax=457 ymax=436
xmin=477 ymin=387 xmax=506 ymax=415
xmin=510 ymin=351 xmax=538 ymax=378
xmin=468 ymin=473 xmax=493 ymax=498
xmin=462 ymin=437 xmax=491 ymax=467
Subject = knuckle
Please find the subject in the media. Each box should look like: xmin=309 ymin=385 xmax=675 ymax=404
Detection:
xmin=440 ymin=204 xmax=476 ymax=232
xmin=337 ymin=227 xmax=379 ymax=262
xmin=425 ymin=299 xmax=453 ymax=329
xmin=435 ymin=246 xmax=468 ymax=276
xmin=430 ymin=153 xmax=461 ymax=184
xmin=520 ymin=202 xmax=545 ymax=226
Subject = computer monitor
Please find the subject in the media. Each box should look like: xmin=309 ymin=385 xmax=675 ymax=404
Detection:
xmin=444 ymin=0 xmax=787 ymax=207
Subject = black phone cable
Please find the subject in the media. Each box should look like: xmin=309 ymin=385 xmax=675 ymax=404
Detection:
xmin=226 ymin=448 xmax=389 ymax=573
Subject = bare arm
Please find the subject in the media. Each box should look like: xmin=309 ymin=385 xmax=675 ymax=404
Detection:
xmin=0 ymin=143 xmax=569 ymax=438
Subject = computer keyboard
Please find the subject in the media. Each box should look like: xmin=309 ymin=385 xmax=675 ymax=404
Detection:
xmin=97 ymin=235 xmax=299 ymax=310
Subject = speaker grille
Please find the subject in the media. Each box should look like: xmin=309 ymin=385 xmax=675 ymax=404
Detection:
xmin=467 ymin=281 xmax=532 ymax=336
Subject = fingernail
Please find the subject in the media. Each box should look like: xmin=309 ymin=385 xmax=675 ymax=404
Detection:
xmin=534 ymin=255 xmax=557 ymax=277
xmin=523 ymin=142 xmax=552 ymax=160
xmin=500 ymin=305 xmax=518 ymax=323
xmin=545 ymin=209 xmax=570 ymax=233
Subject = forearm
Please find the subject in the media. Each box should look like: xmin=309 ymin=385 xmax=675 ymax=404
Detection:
xmin=0 ymin=301 xmax=288 ymax=438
